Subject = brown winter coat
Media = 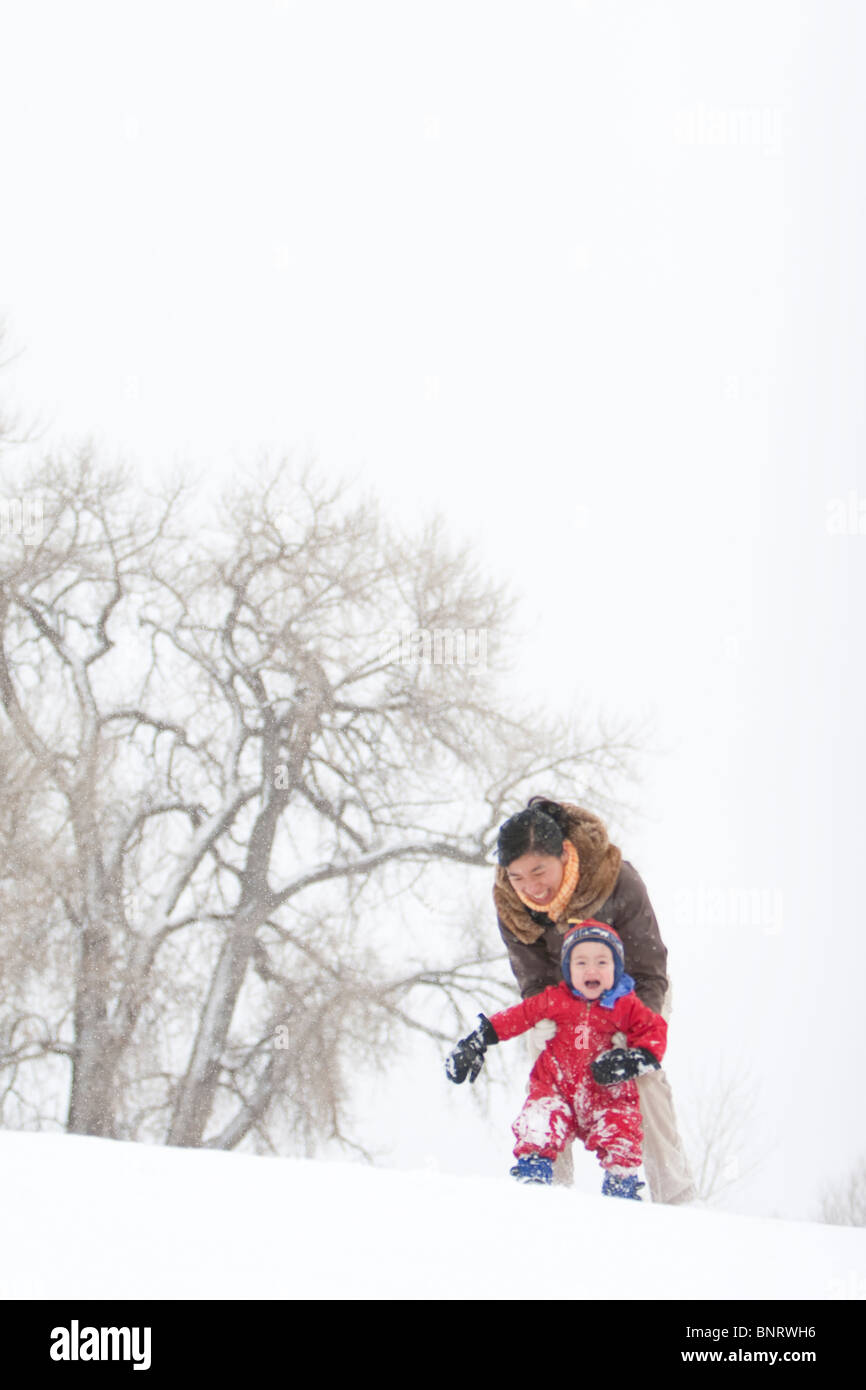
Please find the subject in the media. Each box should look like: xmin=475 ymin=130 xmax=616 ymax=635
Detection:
xmin=493 ymin=803 xmax=669 ymax=1013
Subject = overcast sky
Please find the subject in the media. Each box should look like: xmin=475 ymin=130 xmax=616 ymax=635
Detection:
xmin=2 ymin=0 xmax=864 ymax=1219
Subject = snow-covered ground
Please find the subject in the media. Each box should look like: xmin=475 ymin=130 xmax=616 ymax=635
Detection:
xmin=3 ymin=1129 xmax=864 ymax=1302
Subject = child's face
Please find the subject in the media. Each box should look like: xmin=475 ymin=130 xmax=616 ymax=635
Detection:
xmin=569 ymin=942 xmax=615 ymax=999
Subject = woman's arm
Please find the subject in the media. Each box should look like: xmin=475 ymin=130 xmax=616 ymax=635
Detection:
xmin=605 ymin=861 xmax=669 ymax=1014
xmin=496 ymin=915 xmax=561 ymax=999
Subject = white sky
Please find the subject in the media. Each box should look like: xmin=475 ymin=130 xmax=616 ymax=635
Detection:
xmin=1 ymin=0 xmax=865 ymax=1219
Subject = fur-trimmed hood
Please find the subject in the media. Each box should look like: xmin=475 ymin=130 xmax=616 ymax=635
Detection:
xmin=493 ymin=803 xmax=623 ymax=946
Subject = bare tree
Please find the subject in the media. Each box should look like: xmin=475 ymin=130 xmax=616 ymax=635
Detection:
xmin=820 ymin=1155 xmax=866 ymax=1227
xmin=0 ymin=451 xmax=638 ymax=1154
xmin=679 ymin=1060 xmax=765 ymax=1204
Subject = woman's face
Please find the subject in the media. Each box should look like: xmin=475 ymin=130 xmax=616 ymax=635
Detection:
xmin=504 ymin=849 xmax=568 ymax=907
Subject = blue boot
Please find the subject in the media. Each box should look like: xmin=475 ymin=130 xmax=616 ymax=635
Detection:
xmin=602 ymin=1170 xmax=645 ymax=1200
xmin=510 ymin=1155 xmax=554 ymax=1185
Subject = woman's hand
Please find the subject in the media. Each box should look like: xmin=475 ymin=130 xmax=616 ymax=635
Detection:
xmin=530 ymin=1019 xmax=557 ymax=1046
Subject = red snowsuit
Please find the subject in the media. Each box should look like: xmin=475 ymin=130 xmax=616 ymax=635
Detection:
xmin=489 ymin=984 xmax=668 ymax=1172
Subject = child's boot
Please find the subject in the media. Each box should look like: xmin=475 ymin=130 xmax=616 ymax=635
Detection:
xmin=601 ymin=1169 xmax=645 ymax=1200
xmin=509 ymin=1154 xmax=553 ymax=1185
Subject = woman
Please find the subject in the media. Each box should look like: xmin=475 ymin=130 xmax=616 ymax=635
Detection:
xmin=493 ymin=796 xmax=696 ymax=1204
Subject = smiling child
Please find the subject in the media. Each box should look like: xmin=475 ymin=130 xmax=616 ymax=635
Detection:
xmin=446 ymin=920 xmax=668 ymax=1199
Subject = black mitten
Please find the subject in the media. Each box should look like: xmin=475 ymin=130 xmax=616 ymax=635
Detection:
xmin=590 ymin=1047 xmax=660 ymax=1085
xmin=445 ymin=1015 xmax=498 ymax=1084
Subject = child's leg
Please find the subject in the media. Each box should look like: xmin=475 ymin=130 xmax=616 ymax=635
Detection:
xmin=512 ymin=1086 xmax=576 ymax=1161
xmin=580 ymin=1079 xmax=644 ymax=1174
xmin=525 ymin=1029 xmax=574 ymax=1186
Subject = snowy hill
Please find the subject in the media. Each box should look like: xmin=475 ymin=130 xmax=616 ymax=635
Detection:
xmin=2 ymin=1129 xmax=863 ymax=1303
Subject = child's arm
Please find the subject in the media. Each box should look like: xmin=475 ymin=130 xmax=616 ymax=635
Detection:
xmin=444 ymin=989 xmax=559 ymax=1085
xmin=445 ymin=1015 xmax=498 ymax=1084
xmin=619 ymin=992 xmax=668 ymax=1064
xmin=487 ymin=987 xmax=561 ymax=1044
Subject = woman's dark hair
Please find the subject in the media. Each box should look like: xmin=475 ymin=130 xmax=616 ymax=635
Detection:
xmin=497 ymin=798 xmax=569 ymax=866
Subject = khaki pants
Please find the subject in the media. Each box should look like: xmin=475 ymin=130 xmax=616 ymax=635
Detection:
xmin=634 ymin=1066 xmax=696 ymax=1204
xmin=525 ymin=983 xmax=696 ymax=1204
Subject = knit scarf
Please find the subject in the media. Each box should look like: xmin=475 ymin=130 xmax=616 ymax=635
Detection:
xmin=511 ymin=838 xmax=580 ymax=920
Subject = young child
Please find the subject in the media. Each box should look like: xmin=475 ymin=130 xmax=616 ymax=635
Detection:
xmin=445 ymin=919 xmax=667 ymax=1199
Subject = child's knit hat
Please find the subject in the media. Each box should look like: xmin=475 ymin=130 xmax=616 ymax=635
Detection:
xmin=560 ymin=919 xmax=633 ymax=1007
